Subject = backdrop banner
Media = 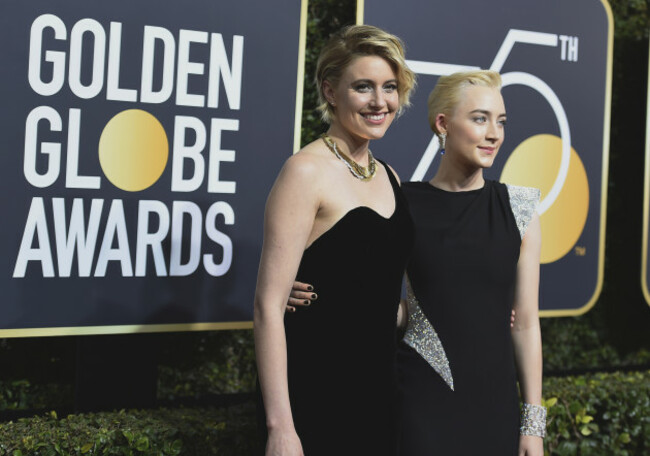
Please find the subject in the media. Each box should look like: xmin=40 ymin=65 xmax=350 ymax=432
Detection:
xmin=361 ymin=0 xmax=612 ymax=316
xmin=0 ymin=0 xmax=306 ymax=336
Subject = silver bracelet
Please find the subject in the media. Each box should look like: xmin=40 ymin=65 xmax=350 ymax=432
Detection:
xmin=520 ymin=403 xmax=546 ymax=438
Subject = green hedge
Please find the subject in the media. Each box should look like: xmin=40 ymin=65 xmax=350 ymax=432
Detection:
xmin=2 ymin=371 xmax=648 ymax=455
xmin=0 ymin=380 xmax=71 ymax=412
xmin=543 ymin=370 xmax=650 ymax=455
xmin=0 ymin=403 xmax=257 ymax=456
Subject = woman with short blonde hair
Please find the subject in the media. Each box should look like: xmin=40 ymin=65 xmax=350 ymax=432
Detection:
xmin=254 ymin=25 xmax=415 ymax=455
xmin=397 ymin=70 xmax=545 ymax=455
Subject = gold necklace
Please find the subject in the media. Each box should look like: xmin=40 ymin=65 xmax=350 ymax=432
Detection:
xmin=321 ymin=134 xmax=377 ymax=181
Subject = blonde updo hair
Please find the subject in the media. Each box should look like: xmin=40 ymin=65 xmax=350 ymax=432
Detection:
xmin=315 ymin=25 xmax=416 ymax=123
xmin=427 ymin=70 xmax=502 ymax=145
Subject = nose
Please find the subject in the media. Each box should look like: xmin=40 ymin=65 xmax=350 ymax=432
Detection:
xmin=486 ymin=120 xmax=503 ymax=142
xmin=370 ymin=88 xmax=387 ymax=109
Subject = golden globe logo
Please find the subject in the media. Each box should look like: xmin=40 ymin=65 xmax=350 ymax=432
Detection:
xmin=14 ymin=13 xmax=244 ymax=278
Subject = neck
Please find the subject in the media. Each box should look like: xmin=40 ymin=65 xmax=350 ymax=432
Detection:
xmin=430 ymin=154 xmax=485 ymax=191
xmin=326 ymin=124 xmax=370 ymax=164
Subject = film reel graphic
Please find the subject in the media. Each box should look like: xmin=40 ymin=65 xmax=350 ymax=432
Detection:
xmin=407 ymin=29 xmax=589 ymax=264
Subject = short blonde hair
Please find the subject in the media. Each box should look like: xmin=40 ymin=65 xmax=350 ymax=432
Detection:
xmin=315 ymin=25 xmax=416 ymax=123
xmin=427 ymin=70 xmax=502 ymax=141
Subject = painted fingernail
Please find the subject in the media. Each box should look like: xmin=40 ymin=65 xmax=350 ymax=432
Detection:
xmin=311 ymin=293 xmax=317 ymax=299
xmin=289 ymin=307 xmax=296 ymax=312
xmin=303 ymin=300 xmax=310 ymax=305
xmin=307 ymin=285 xmax=313 ymax=291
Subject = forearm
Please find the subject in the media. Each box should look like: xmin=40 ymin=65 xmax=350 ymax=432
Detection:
xmin=511 ymin=321 xmax=543 ymax=404
xmin=254 ymin=303 xmax=295 ymax=431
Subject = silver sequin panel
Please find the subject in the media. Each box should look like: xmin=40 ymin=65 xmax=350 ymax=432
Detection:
xmin=505 ymin=184 xmax=541 ymax=239
xmin=403 ymin=277 xmax=454 ymax=391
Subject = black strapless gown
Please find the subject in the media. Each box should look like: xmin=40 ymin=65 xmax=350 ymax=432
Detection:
xmin=259 ymin=163 xmax=413 ymax=455
xmin=397 ymin=180 xmax=539 ymax=456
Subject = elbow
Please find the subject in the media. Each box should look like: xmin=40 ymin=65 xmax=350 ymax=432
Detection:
xmin=253 ymin=294 xmax=284 ymax=329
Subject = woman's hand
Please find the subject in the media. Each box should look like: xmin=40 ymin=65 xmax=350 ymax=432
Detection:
xmin=286 ymin=281 xmax=317 ymax=312
xmin=518 ymin=435 xmax=543 ymax=456
xmin=266 ymin=428 xmax=304 ymax=456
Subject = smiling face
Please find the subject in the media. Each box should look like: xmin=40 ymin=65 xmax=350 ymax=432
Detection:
xmin=323 ymin=55 xmax=399 ymax=143
xmin=439 ymin=85 xmax=507 ymax=170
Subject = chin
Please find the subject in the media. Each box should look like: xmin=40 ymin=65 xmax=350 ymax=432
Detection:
xmin=477 ymin=157 xmax=496 ymax=169
xmin=362 ymin=127 xmax=391 ymax=141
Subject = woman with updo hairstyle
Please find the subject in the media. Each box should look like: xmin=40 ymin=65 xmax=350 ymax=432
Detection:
xmin=254 ymin=25 xmax=415 ymax=455
xmin=396 ymin=70 xmax=545 ymax=455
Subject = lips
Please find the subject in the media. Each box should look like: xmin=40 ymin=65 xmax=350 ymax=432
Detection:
xmin=478 ymin=146 xmax=496 ymax=154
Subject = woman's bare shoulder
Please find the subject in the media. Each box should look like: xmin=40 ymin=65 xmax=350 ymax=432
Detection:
xmin=280 ymin=139 xmax=332 ymax=181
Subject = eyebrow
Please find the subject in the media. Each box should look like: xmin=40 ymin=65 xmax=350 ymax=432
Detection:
xmin=351 ymin=78 xmax=398 ymax=85
xmin=469 ymin=109 xmax=507 ymax=117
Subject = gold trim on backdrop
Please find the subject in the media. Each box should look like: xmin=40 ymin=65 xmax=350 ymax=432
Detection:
xmin=641 ymin=34 xmax=650 ymax=307
xmin=540 ymin=0 xmax=613 ymax=317
xmin=356 ymin=0 xmax=364 ymax=24
xmin=293 ymin=0 xmax=309 ymax=152
xmin=0 ymin=321 xmax=253 ymax=338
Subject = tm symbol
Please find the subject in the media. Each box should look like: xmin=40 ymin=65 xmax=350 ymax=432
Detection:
xmin=574 ymin=246 xmax=586 ymax=256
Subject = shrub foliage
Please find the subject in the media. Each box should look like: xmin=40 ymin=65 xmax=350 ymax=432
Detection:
xmin=0 ymin=403 xmax=257 ymax=456
xmin=1 ymin=371 xmax=648 ymax=455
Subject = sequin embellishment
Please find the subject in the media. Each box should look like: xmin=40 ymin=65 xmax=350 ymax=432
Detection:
xmin=520 ymin=403 xmax=547 ymax=438
xmin=403 ymin=277 xmax=454 ymax=390
xmin=506 ymin=184 xmax=541 ymax=239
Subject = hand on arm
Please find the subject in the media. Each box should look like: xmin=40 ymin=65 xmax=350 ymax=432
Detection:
xmin=511 ymin=212 xmax=544 ymax=456
xmin=254 ymin=155 xmax=320 ymax=456
xmin=287 ymin=281 xmax=317 ymax=312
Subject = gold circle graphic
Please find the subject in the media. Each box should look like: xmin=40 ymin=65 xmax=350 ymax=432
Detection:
xmin=98 ymin=109 xmax=169 ymax=192
xmin=500 ymin=134 xmax=589 ymax=264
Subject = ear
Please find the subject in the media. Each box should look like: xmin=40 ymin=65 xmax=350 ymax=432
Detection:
xmin=322 ymin=80 xmax=336 ymax=106
xmin=435 ymin=113 xmax=447 ymax=135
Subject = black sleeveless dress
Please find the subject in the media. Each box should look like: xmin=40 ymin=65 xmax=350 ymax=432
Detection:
xmin=274 ymin=163 xmax=413 ymax=455
xmin=396 ymin=180 xmax=539 ymax=456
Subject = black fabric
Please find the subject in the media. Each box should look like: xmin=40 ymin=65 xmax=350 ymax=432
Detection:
xmin=258 ymin=162 xmax=414 ymax=455
xmin=397 ymin=180 xmax=521 ymax=456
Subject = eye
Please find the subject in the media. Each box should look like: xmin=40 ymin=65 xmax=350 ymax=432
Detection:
xmin=354 ymin=83 xmax=372 ymax=92
xmin=383 ymin=83 xmax=398 ymax=93
xmin=473 ymin=116 xmax=487 ymax=124
xmin=498 ymin=118 xmax=507 ymax=127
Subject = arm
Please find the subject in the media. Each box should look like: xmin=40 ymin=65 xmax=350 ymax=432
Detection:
xmin=254 ymin=155 xmax=320 ymax=455
xmin=511 ymin=212 xmax=544 ymax=456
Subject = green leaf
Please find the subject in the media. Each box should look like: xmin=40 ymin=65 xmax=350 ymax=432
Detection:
xmin=135 ymin=436 xmax=149 ymax=451
xmin=122 ymin=430 xmax=134 ymax=444
xmin=543 ymin=397 xmax=558 ymax=408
